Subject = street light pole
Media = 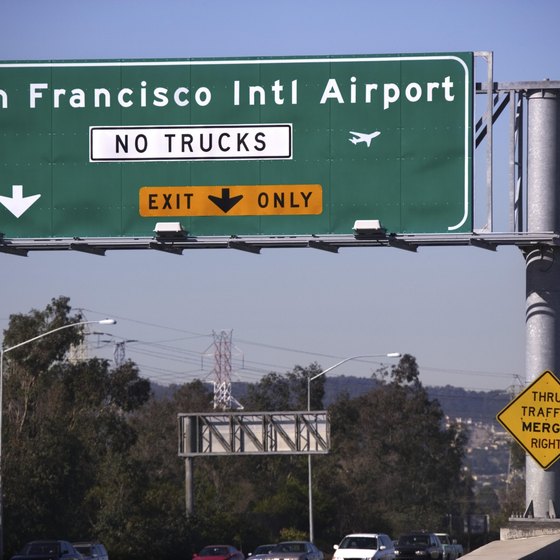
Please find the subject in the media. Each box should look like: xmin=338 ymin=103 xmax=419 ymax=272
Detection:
xmin=306 ymin=352 xmax=401 ymax=543
xmin=0 ymin=318 xmax=116 ymax=560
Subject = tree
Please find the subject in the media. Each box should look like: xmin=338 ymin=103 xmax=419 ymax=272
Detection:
xmin=127 ymin=380 xmax=213 ymax=558
xmin=316 ymin=354 xmax=472 ymax=539
xmin=2 ymin=297 xmax=151 ymax=558
xmin=0 ymin=301 xmax=474 ymax=559
xmin=244 ymin=362 xmax=325 ymax=412
xmin=240 ymin=364 xmax=325 ymax=543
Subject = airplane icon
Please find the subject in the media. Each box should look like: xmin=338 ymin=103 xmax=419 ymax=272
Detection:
xmin=349 ymin=130 xmax=381 ymax=147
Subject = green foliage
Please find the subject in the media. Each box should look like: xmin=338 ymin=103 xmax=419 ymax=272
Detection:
xmin=315 ymin=354 xmax=472 ymax=539
xmin=2 ymin=298 xmax=151 ymax=559
xmin=279 ymin=528 xmax=308 ymax=541
xmin=244 ymin=362 xmax=325 ymax=412
xmin=3 ymin=297 xmax=83 ymax=371
xmin=1 ymin=302 xmax=477 ymax=560
xmin=510 ymin=441 xmax=525 ymax=471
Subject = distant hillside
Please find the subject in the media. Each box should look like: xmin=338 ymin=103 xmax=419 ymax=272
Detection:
xmin=426 ymin=384 xmax=511 ymax=426
xmin=152 ymin=376 xmax=511 ymax=426
xmin=319 ymin=376 xmax=509 ymax=425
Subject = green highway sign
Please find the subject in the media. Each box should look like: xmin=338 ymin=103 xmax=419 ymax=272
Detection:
xmin=0 ymin=53 xmax=473 ymax=239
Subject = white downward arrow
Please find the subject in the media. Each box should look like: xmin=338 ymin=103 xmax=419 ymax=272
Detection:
xmin=0 ymin=185 xmax=41 ymax=218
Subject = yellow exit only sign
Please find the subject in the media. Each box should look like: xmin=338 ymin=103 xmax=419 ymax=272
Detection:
xmin=139 ymin=184 xmax=322 ymax=217
xmin=497 ymin=370 xmax=560 ymax=469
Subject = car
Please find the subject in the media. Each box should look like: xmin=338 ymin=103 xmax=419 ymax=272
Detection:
xmin=333 ymin=533 xmax=395 ymax=560
xmin=193 ymin=546 xmax=245 ymax=560
xmin=248 ymin=545 xmax=276 ymax=560
xmin=394 ymin=532 xmax=443 ymax=560
xmin=72 ymin=542 xmax=109 ymax=560
xmin=10 ymin=541 xmax=83 ymax=560
xmin=267 ymin=541 xmax=323 ymax=560
xmin=433 ymin=535 xmax=462 ymax=560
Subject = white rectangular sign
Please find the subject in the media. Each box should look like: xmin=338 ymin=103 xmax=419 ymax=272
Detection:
xmin=178 ymin=412 xmax=330 ymax=456
xmin=90 ymin=124 xmax=293 ymax=162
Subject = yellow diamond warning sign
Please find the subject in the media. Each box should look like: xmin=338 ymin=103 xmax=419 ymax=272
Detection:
xmin=139 ymin=184 xmax=322 ymax=217
xmin=497 ymin=370 xmax=560 ymax=469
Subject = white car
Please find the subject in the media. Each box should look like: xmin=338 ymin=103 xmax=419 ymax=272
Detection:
xmin=333 ymin=533 xmax=395 ymax=560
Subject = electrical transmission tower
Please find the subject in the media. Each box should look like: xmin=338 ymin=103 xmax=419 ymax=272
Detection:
xmin=68 ymin=338 xmax=88 ymax=363
xmin=114 ymin=341 xmax=126 ymax=367
xmin=67 ymin=321 xmax=92 ymax=363
xmin=211 ymin=330 xmax=243 ymax=410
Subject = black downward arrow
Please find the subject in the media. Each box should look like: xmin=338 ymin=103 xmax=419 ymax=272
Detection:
xmin=208 ymin=187 xmax=243 ymax=213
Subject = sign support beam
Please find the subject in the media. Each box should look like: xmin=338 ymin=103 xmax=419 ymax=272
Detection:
xmin=524 ymin=88 xmax=560 ymax=518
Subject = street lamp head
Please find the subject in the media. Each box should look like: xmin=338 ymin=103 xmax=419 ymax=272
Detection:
xmin=387 ymin=352 xmax=402 ymax=358
xmin=97 ymin=319 xmax=117 ymax=325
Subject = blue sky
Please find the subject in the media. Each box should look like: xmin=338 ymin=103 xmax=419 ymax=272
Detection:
xmin=0 ymin=0 xmax=557 ymax=391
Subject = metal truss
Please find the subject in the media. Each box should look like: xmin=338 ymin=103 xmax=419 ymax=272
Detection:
xmin=178 ymin=411 xmax=330 ymax=457
xmin=0 ymin=230 xmax=558 ymax=256
xmin=475 ymin=77 xmax=560 ymax=235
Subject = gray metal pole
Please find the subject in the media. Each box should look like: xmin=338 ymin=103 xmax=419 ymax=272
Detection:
xmin=185 ymin=457 xmax=194 ymax=516
xmin=525 ymin=88 xmax=560 ymax=518
xmin=184 ymin=415 xmax=194 ymax=516
xmin=307 ymin=375 xmax=314 ymax=543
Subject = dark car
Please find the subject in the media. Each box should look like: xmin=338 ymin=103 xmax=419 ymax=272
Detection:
xmin=394 ymin=533 xmax=443 ymax=560
xmin=267 ymin=541 xmax=323 ymax=560
xmin=10 ymin=541 xmax=83 ymax=560
xmin=193 ymin=546 xmax=244 ymax=560
xmin=72 ymin=542 xmax=109 ymax=560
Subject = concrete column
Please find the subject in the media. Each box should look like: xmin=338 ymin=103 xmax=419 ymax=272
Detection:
xmin=525 ymin=89 xmax=560 ymax=517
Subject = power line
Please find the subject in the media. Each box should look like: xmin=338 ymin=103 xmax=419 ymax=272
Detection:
xmin=74 ymin=307 xmax=521 ymax=391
